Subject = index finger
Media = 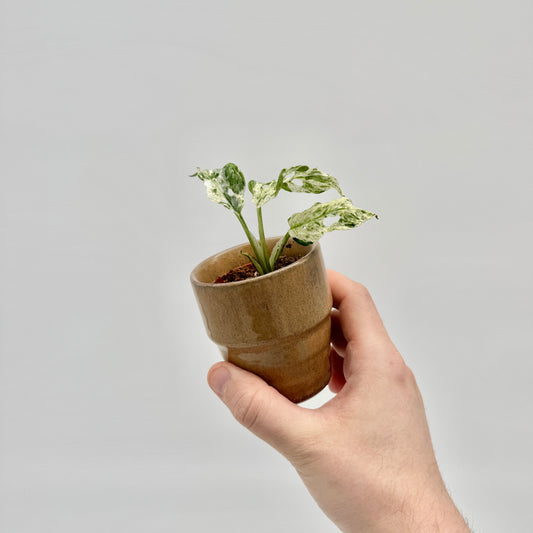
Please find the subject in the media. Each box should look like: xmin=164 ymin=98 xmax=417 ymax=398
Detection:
xmin=327 ymin=269 xmax=390 ymax=350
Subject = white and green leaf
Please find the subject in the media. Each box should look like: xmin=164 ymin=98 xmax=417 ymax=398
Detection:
xmin=249 ymin=165 xmax=343 ymax=207
xmin=191 ymin=163 xmax=245 ymax=214
xmin=287 ymin=197 xmax=377 ymax=244
xmin=268 ymin=233 xmax=291 ymax=270
xmin=248 ymin=179 xmax=279 ymax=208
xmin=279 ymin=165 xmax=342 ymax=195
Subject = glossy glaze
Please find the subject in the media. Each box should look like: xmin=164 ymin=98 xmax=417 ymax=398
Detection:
xmin=190 ymin=238 xmax=332 ymax=403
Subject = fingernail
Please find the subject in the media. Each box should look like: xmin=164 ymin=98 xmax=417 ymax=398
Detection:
xmin=208 ymin=364 xmax=231 ymax=397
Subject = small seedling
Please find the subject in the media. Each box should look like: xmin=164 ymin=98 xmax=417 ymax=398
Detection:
xmin=190 ymin=163 xmax=377 ymax=276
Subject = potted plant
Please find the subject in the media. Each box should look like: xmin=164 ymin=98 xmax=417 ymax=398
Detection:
xmin=190 ymin=163 xmax=376 ymax=403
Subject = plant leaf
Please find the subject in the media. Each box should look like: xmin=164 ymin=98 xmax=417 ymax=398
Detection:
xmin=268 ymin=232 xmax=291 ymax=270
xmin=279 ymin=165 xmax=343 ymax=195
xmin=248 ymin=179 xmax=278 ymax=208
xmin=287 ymin=197 xmax=377 ymax=243
xmin=249 ymin=165 xmax=343 ymax=207
xmin=240 ymin=251 xmax=265 ymax=276
xmin=191 ymin=163 xmax=245 ymax=214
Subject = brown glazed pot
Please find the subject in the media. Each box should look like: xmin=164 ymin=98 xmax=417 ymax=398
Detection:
xmin=190 ymin=237 xmax=332 ymax=403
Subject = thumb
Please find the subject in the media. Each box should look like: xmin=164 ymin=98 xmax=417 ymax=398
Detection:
xmin=207 ymin=362 xmax=315 ymax=459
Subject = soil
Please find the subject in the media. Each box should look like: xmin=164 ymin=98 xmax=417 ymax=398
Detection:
xmin=214 ymin=255 xmax=301 ymax=283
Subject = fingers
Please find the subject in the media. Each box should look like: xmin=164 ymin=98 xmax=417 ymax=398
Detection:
xmin=328 ymin=270 xmax=399 ymax=379
xmin=327 ymin=270 xmax=390 ymax=349
xmin=207 ymin=362 xmax=317 ymax=460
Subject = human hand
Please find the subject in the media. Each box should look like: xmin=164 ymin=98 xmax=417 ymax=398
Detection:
xmin=207 ymin=270 xmax=470 ymax=532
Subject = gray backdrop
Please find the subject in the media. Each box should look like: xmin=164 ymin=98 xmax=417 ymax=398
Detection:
xmin=1 ymin=1 xmax=532 ymax=532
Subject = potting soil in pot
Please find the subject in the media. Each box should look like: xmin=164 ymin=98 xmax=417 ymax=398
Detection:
xmin=215 ymin=255 xmax=301 ymax=284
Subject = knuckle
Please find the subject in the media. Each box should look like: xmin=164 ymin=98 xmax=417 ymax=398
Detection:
xmin=349 ymin=281 xmax=376 ymax=310
xmin=404 ymin=364 xmax=416 ymax=383
xmin=349 ymin=280 xmax=371 ymax=298
xmin=392 ymin=359 xmax=417 ymax=389
xmin=231 ymin=389 xmax=263 ymax=431
xmin=385 ymin=349 xmax=413 ymax=381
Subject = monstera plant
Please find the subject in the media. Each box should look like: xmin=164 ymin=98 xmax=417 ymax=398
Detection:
xmin=189 ymin=163 xmax=377 ymax=403
xmin=190 ymin=163 xmax=376 ymax=277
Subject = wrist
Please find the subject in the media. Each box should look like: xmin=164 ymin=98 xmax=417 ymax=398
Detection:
xmin=352 ymin=476 xmax=470 ymax=533
xmin=398 ymin=488 xmax=470 ymax=533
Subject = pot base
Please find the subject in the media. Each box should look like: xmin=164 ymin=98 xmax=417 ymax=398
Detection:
xmin=219 ymin=314 xmax=331 ymax=404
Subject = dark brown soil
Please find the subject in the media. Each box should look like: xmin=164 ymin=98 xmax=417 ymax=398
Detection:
xmin=215 ymin=255 xmax=301 ymax=283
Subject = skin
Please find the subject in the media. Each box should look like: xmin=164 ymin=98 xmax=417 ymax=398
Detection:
xmin=207 ymin=270 xmax=471 ymax=532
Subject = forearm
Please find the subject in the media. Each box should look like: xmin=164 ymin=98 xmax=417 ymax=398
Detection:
xmin=324 ymin=488 xmax=470 ymax=533
xmin=355 ymin=484 xmax=471 ymax=533
xmin=292 ymin=432 xmax=470 ymax=533
xmin=411 ymin=491 xmax=471 ymax=533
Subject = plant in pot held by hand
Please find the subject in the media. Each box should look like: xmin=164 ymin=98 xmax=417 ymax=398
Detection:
xmin=190 ymin=163 xmax=376 ymax=403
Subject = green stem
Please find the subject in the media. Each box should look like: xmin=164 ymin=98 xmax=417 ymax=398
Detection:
xmin=269 ymin=231 xmax=291 ymax=270
xmin=235 ymin=212 xmax=267 ymax=275
xmin=256 ymin=207 xmax=271 ymax=272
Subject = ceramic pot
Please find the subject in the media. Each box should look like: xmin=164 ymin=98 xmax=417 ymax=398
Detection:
xmin=190 ymin=237 xmax=332 ymax=403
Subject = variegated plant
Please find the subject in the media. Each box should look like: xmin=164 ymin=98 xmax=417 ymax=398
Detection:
xmin=190 ymin=163 xmax=376 ymax=276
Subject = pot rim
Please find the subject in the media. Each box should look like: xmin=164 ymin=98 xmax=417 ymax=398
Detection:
xmin=190 ymin=238 xmax=320 ymax=288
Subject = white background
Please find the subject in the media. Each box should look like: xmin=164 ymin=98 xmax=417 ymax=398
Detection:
xmin=1 ymin=1 xmax=532 ymax=532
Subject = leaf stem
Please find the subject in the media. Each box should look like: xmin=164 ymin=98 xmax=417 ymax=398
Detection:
xmin=256 ymin=207 xmax=271 ymax=272
xmin=235 ymin=212 xmax=267 ymax=275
